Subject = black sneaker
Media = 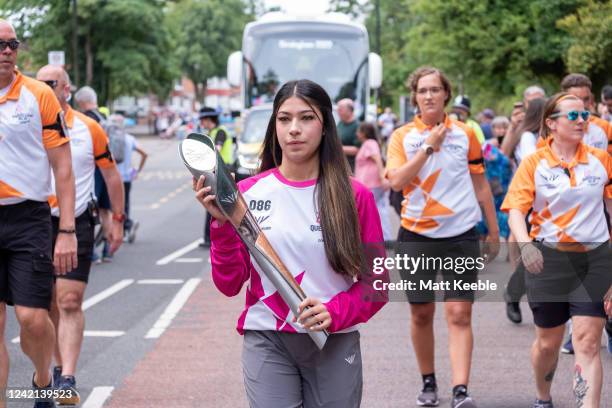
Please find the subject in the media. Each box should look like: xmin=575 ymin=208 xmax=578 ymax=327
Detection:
xmin=505 ymin=302 xmax=522 ymax=324
xmin=561 ymin=336 xmax=574 ymax=354
xmin=533 ymin=399 xmax=554 ymax=408
xmin=52 ymin=366 xmax=62 ymax=388
xmin=417 ymin=380 xmax=439 ymax=406
xmin=55 ymin=375 xmax=80 ymax=405
xmin=451 ymin=386 xmax=477 ymax=408
xmin=32 ymin=372 xmax=56 ymax=408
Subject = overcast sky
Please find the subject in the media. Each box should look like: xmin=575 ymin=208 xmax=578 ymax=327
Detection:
xmin=264 ymin=0 xmax=331 ymax=15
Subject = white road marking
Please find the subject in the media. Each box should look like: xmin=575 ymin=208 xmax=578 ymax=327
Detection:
xmin=137 ymin=279 xmax=185 ymax=284
xmin=13 ymin=331 xmax=125 ymax=344
xmin=83 ymin=330 xmax=125 ymax=337
xmin=144 ymin=278 xmax=201 ymax=339
xmin=175 ymin=258 xmax=203 ymax=263
xmin=82 ymin=279 xmax=134 ymax=310
xmin=156 ymin=238 xmax=203 ymax=265
xmin=11 ymin=279 xmax=133 ymax=344
xmin=82 ymin=386 xmax=114 ymax=408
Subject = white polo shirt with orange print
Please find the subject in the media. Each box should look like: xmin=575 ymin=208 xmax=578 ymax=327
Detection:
xmin=386 ymin=115 xmax=485 ymax=238
xmin=583 ymin=115 xmax=612 ymax=155
xmin=501 ymin=138 xmax=612 ymax=246
xmin=48 ymin=106 xmax=115 ymax=217
xmin=0 ymin=70 xmax=68 ymax=205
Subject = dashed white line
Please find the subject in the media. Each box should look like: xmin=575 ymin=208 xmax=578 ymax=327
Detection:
xmin=175 ymin=258 xmax=203 ymax=263
xmin=12 ymin=279 xmax=133 ymax=344
xmin=156 ymin=238 xmax=203 ymax=265
xmin=83 ymin=330 xmax=125 ymax=337
xmin=82 ymin=279 xmax=134 ymax=310
xmin=144 ymin=278 xmax=201 ymax=339
xmin=137 ymin=279 xmax=185 ymax=284
xmin=13 ymin=330 xmax=125 ymax=344
xmin=82 ymin=386 xmax=114 ymax=408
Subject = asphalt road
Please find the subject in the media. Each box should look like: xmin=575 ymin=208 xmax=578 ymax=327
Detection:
xmin=4 ymin=137 xmax=610 ymax=408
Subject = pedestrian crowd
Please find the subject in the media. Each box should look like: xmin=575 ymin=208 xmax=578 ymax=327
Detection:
xmin=0 ymin=20 xmax=147 ymax=407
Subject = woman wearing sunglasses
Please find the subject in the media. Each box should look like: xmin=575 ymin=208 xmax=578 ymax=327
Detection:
xmin=502 ymin=92 xmax=612 ymax=408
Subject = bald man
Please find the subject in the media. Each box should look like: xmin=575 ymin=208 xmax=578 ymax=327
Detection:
xmin=336 ymin=98 xmax=361 ymax=171
xmin=0 ymin=19 xmax=76 ymax=408
xmin=36 ymin=65 xmax=125 ymax=405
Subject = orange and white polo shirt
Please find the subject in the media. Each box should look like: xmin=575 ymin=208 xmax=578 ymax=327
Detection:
xmin=386 ymin=115 xmax=485 ymax=238
xmin=49 ymin=106 xmax=115 ymax=217
xmin=501 ymin=138 xmax=612 ymax=245
xmin=0 ymin=70 xmax=68 ymax=205
xmin=583 ymin=115 xmax=612 ymax=154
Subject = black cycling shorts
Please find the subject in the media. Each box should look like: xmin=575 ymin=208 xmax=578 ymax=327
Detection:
xmin=0 ymin=201 xmax=54 ymax=309
xmin=52 ymin=212 xmax=94 ymax=283
xmin=396 ymin=227 xmax=481 ymax=303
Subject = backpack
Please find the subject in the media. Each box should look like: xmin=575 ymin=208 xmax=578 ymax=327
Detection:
xmin=106 ymin=124 xmax=126 ymax=164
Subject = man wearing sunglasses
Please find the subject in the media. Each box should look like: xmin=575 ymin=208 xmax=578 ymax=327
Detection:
xmin=0 ymin=19 xmax=77 ymax=408
xmin=561 ymin=73 xmax=612 ymax=155
xmin=36 ymin=64 xmax=125 ymax=405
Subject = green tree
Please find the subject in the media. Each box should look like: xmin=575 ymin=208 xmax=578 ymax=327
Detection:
xmin=394 ymin=0 xmax=580 ymax=113
xmin=557 ymin=0 xmax=612 ymax=87
xmin=166 ymin=0 xmax=252 ymax=102
xmin=1 ymin=0 xmax=178 ymax=104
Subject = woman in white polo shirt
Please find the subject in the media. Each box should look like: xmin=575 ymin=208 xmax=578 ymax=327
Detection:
xmin=386 ymin=66 xmax=499 ymax=408
xmin=502 ymin=92 xmax=612 ymax=408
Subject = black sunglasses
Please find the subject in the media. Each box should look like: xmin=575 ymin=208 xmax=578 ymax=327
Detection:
xmin=0 ymin=39 xmax=20 ymax=51
xmin=43 ymin=80 xmax=58 ymax=89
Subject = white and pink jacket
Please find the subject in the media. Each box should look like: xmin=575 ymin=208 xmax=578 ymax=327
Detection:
xmin=210 ymin=168 xmax=388 ymax=335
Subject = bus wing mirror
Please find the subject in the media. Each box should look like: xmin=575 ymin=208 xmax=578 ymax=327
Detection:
xmin=227 ymin=51 xmax=243 ymax=87
xmin=368 ymin=52 xmax=382 ymax=89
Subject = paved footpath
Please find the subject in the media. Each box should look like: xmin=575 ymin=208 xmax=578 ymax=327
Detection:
xmin=106 ymin=260 xmax=611 ymax=408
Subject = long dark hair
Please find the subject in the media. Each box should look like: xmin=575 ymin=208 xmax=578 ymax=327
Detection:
xmin=259 ymin=80 xmax=364 ymax=277
xmin=503 ymin=98 xmax=546 ymax=156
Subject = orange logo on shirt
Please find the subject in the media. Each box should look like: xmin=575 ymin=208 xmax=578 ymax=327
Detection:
xmin=0 ymin=180 xmax=23 ymax=199
xmin=403 ymin=169 xmax=454 ymax=233
xmin=531 ymin=202 xmax=585 ymax=251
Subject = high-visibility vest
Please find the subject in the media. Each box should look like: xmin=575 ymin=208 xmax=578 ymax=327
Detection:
xmin=210 ymin=125 xmax=233 ymax=164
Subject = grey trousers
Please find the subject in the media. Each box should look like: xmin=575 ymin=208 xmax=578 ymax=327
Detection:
xmin=242 ymin=330 xmax=363 ymax=408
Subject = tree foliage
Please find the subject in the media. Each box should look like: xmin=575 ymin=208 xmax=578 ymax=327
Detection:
xmin=557 ymin=0 xmax=612 ymax=80
xmin=363 ymin=0 xmax=610 ymax=114
xmin=165 ymin=0 xmax=251 ymax=101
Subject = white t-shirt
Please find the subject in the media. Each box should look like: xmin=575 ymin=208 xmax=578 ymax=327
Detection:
xmin=514 ymin=131 xmax=538 ymax=165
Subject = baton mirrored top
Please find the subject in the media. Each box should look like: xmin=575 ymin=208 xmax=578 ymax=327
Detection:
xmin=180 ymin=138 xmax=217 ymax=172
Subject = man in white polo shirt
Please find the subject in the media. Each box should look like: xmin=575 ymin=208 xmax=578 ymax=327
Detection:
xmin=0 ymin=19 xmax=76 ymax=408
xmin=36 ymin=64 xmax=125 ymax=405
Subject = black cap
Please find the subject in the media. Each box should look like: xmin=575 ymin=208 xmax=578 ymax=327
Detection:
xmin=199 ymin=107 xmax=219 ymax=119
xmin=453 ymin=95 xmax=471 ymax=112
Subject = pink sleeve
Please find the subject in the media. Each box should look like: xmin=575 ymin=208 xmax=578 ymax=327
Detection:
xmin=210 ymin=220 xmax=252 ymax=297
xmin=324 ymin=180 xmax=389 ymax=332
xmin=209 ymin=176 xmax=262 ymax=297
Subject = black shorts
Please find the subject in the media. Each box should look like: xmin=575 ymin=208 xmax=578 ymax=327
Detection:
xmin=52 ymin=212 xmax=94 ymax=283
xmin=396 ymin=227 xmax=481 ymax=303
xmin=527 ymin=242 xmax=611 ymax=328
xmin=0 ymin=201 xmax=54 ymax=309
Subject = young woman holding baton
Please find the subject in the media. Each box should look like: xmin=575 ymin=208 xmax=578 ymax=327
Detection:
xmin=193 ymin=79 xmax=388 ymax=408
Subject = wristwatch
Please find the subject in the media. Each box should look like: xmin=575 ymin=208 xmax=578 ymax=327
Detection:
xmin=112 ymin=213 xmax=126 ymax=223
xmin=421 ymin=143 xmax=434 ymax=155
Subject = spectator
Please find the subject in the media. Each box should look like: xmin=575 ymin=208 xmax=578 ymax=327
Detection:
xmin=336 ymin=98 xmax=360 ymax=172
